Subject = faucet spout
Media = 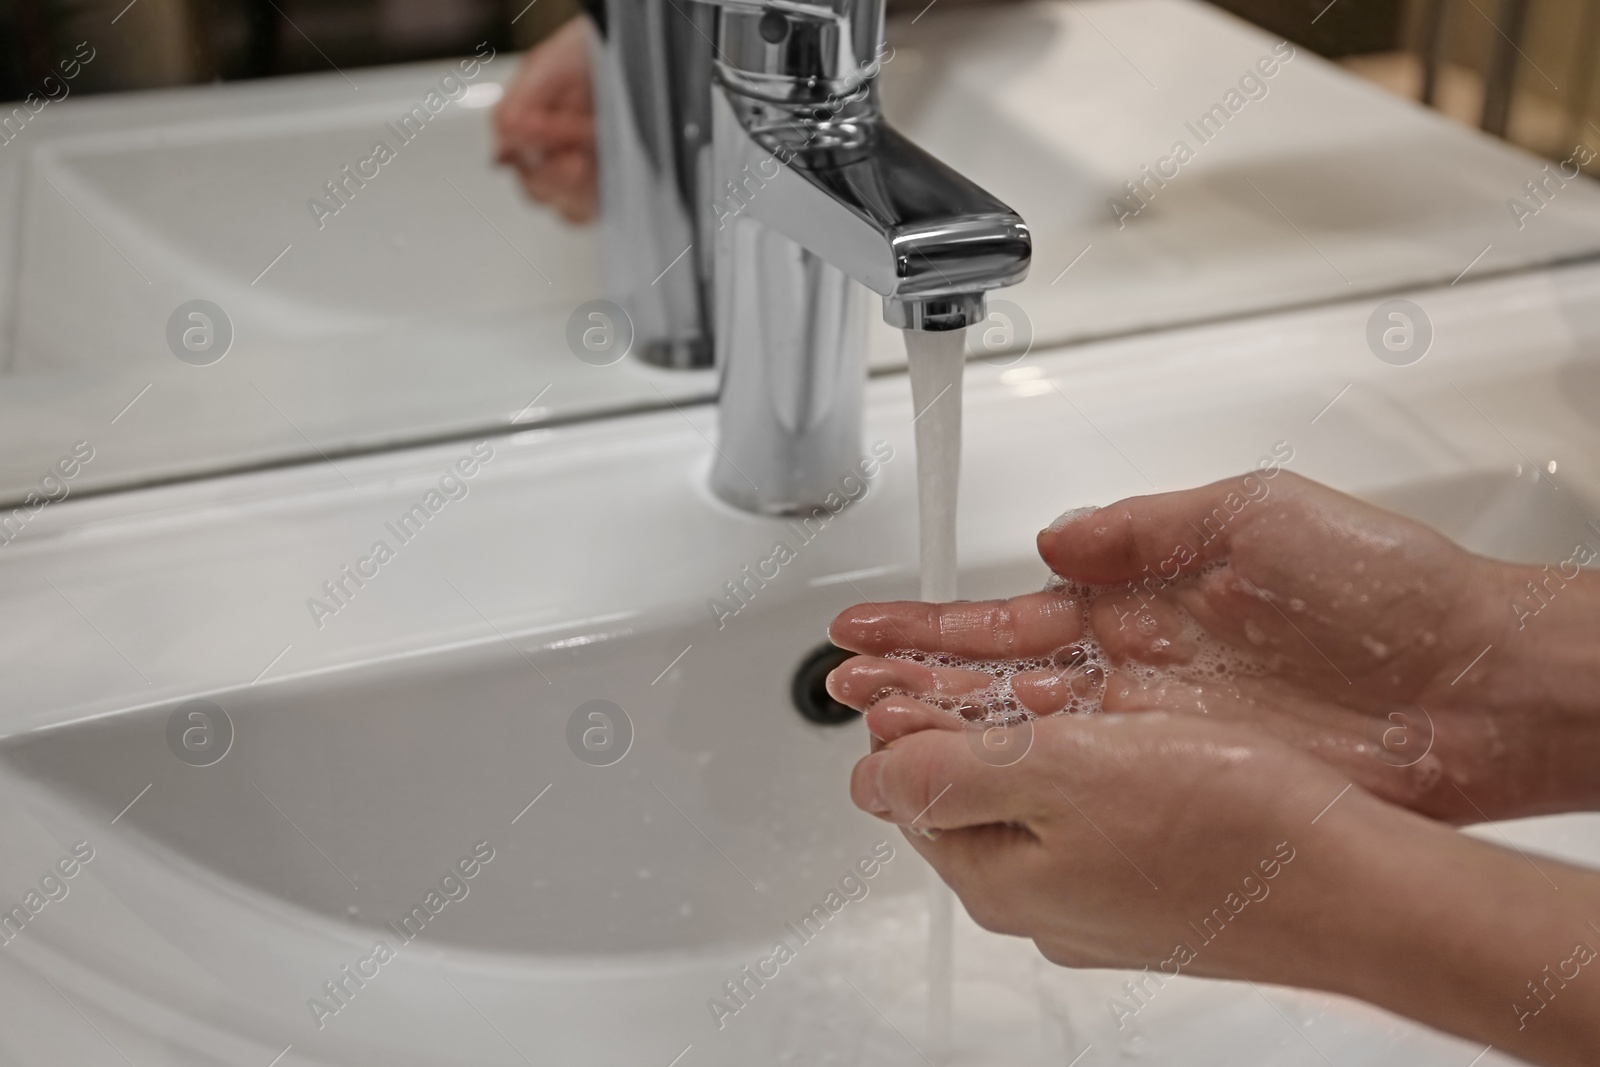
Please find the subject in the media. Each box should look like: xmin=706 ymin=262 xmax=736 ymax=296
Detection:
xmin=588 ymin=0 xmax=1030 ymax=512
xmin=884 ymin=293 xmax=987 ymax=332
xmin=713 ymin=90 xmax=1031 ymax=333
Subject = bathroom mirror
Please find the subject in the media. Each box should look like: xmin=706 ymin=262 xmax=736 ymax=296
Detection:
xmin=2 ymin=0 xmax=1599 ymax=501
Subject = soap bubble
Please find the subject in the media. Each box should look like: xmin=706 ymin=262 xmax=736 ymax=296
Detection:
xmin=886 ymin=565 xmax=1265 ymax=749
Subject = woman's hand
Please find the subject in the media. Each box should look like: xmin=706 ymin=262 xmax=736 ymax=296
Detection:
xmin=850 ymin=700 xmax=1358 ymax=979
xmin=493 ymin=17 xmax=598 ymax=224
xmin=830 ymin=470 xmax=1600 ymax=822
xmin=1038 ymin=469 xmax=1600 ymax=821
xmin=847 ymin=700 xmax=1600 ymax=1067
xmin=829 ymin=469 xmax=1600 ymax=1066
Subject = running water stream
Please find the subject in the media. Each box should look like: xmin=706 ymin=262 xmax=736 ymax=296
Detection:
xmin=894 ymin=328 xmax=1271 ymax=1065
xmin=905 ymin=327 xmax=968 ymax=1063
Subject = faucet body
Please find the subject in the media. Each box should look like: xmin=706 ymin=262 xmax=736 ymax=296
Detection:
xmin=588 ymin=0 xmax=1030 ymax=513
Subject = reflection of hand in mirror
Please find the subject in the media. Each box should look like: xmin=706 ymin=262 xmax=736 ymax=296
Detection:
xmin=493 ymin=17 xmax=597 ymax=224
xmin=828 ymin=470 xmax=1600 ymax=825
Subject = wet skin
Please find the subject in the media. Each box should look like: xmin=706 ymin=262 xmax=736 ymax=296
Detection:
xmin=830 ymin=470 xmax=1600 ymax=823
xmin=828 ymin=471 xmax=1600 ymax=1067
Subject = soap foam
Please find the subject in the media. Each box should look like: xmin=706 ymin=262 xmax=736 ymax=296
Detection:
xmin=885 ymin=562 xmax=1264 ymax=727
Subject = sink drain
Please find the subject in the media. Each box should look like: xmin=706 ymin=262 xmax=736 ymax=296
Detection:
xmin=791 ymin=642 xmax=859 ymax=725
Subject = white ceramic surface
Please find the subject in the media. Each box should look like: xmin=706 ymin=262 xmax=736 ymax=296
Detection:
xmin=1 ymin=254 xmax=1599 ymax=1064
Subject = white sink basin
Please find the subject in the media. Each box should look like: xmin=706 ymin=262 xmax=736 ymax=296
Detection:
xmin=2 ymin=592 xmax=911 ymax=960
xmin=1 ymin=257 xmax=1599 ymax=1065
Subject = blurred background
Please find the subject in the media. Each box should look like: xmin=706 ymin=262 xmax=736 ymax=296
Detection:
xmin=1 ymin=0 xmax=1595 ymax=165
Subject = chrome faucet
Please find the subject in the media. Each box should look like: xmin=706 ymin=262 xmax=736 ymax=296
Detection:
xmin=587 ymin=0 xmax=1030 ymax=513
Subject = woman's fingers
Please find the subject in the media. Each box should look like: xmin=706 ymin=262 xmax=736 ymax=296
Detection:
xmin=495 ymin=109 xmax=595 ymax=155
xmin=830 ymin=590 xmax=1084 ymax=658
xmin=493 ymin=18 xmax=599 ymax=221
xmin=1036 ymin=471 xmax=1297 ymax=583
xmin=827 ymin=655 xmax=1002 ymax=708
xmin=515 ymin=149 xmax=597 ymax=223
xmin=830 ymin=652 xmax=1111 ymax=719
xmin=1007 ymin=663 xmax=1108 ymax=714
xmin=862 ymin=694 xmax=963 ymax=745
xmin=1086 ymin=590 xmax=1202 ymax=666
xmin=852 ymin=727 xmax=1044 ymax=829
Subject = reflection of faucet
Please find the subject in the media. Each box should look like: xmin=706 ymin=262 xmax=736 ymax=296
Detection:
xmin=589 ymin=0 xmax=1030 ymax=513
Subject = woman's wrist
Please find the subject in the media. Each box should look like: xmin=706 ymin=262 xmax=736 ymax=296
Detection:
xmin=1288 ymin=797 xmax=1600 ymax=1065
xmin=1454 ymin=558 xmax=1600 ymax=815
xmin=1490 ymin=559 xmax=1600 ymax=706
